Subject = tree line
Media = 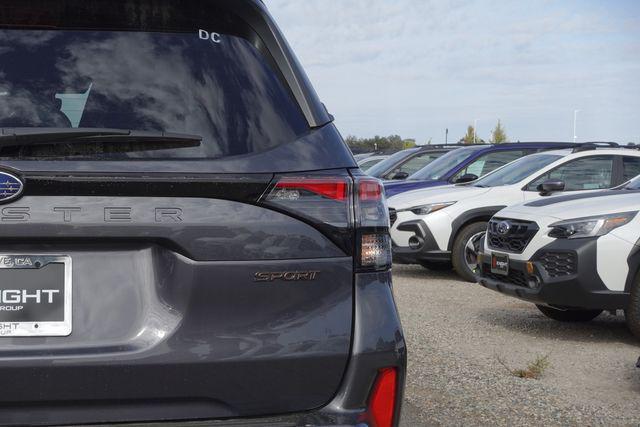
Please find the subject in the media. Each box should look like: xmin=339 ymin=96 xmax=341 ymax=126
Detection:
xmin=346 ymin=120 xmax=508 ymax=153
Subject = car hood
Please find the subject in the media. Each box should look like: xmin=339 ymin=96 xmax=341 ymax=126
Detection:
xmin=387 ymin=184 xmax=492 ymax=210
xmin=503 ymin=190 xmax=640 ymax=221
xmin=383 ymin=179 xmax=441 ymax=189
xmin=383 ymin=179 xmax=451 ymax=198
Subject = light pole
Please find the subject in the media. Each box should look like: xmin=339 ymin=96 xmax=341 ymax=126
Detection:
xmin=473 ymin=119 xmax=478 ymax=144
xmin=573 ymin=110 xmax=580 ymax=143
xmin=445 ymin=128 xmax=449 ymax=144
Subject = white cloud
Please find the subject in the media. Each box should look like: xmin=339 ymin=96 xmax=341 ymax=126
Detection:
xmin=266 ymin=0 xmax=640 ymax=143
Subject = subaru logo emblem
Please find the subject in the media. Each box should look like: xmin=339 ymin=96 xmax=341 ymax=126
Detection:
xmin=0 ymin=171 xmax=24 ymax=203
xmin=497 ymin=221 xmax=511 ymax=235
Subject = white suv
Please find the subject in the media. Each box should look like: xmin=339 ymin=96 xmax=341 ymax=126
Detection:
xmin=388 ymin=146 xmax=640 ymax=281
xmin=477 ymin=177 xmax=640 ymax=336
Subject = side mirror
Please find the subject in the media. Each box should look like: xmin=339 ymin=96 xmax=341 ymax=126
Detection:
xmin=391 ymin=171 xmax=409 ymax=180
xmin=537 ymin=180 xmax=565 ymax=196
xmin=455 ymin=173 xmax=478 ymax=184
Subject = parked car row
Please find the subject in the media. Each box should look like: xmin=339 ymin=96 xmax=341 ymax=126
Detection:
xmin=380 ymin=142 xmax=640 ymax=338
xmin=383 ymin=142 xmax=580 ymax=197
xmin=367 ymin=144 xmax=461 ymax=181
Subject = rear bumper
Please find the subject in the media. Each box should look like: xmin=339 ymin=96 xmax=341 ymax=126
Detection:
xmin=0 ymin=268 xmax=406 ymax=427
xmin=391 ymin=220 xmax=451 ymax=264
xmin=478 ymin=238 xmax=629 ymax=310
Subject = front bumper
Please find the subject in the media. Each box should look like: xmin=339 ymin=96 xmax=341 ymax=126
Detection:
xmin=478 ymin=237 xmax=629 ymax=310
xmin=391 ymin=220 xmax=451 ymax=264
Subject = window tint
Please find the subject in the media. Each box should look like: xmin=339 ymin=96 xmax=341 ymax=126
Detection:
xmin=386 ymin=151 xmax=445 ymax=179
xmin=366 ymin=148 xmax=419 ymax=178
xmin=452 ymin=150 xmax=526 ymax=181
xmin=623 ymin=157 xmax=640 ymax=182
xmin=527 ymin=156 xmax=614 ymax=191
xmin=474 ymin=154 xmax=562 ymax=187
xmin=359 ymin=158 xmax=385 ymax=171
xmin=409 ymin=146 xmax=484 ymax=180
xmin=0 ymin=28 xmax=308 ymax=159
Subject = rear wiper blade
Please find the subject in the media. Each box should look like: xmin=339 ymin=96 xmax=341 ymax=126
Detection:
xmin=0 ymin=128 xmax=202 ymax=147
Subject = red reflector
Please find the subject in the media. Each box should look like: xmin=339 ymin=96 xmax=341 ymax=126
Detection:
xmin=368 ymin=367 xmax=398 ymax=427
xmin=359 ymin=178 xmax=383 ymax=201
xmin=275 ymin=178 xmax=348 ymax=201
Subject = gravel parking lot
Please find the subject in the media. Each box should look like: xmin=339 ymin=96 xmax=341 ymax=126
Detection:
xmin=395 ymin=264 xmax=640 ymax=426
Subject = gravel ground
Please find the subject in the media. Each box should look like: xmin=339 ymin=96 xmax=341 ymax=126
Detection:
xmin=394 ymin=264 xmax=640 ymax=426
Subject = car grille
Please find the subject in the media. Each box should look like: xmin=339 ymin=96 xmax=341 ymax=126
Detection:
xmin=389 ymin=208 xmax=398 ymax=227
xmin=539 ymin=252 xmax=577 ymax=278
xmin=482 ymin=269 xmax=529 ymax=288
xmin=487 ymin=218 xmax=539 ymax=254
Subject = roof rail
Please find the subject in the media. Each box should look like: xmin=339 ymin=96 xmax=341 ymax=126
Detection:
xmin=572 ymin=141 xmax=620 ymax=153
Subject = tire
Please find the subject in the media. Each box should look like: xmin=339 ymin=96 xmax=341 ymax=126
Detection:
xmin=624 ymin=275 xmax=640 ymax=338
xmin=451 ymin=221 xmax=487 ymax=283
xmin=536 ymin=305 xmax=602 ymax=322
xmin=419 ymin=260 xmax=452 ymax=271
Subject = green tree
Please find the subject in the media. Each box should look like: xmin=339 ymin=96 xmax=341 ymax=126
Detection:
xmin=490 ymin=120 xmax=508 ymax=144
xmin=459 ymin=125 xmax=484 ymax=144
xmin=403 ymin=138 xmax=417 ymax=149
xmin=344 ymin=135 xmax=416 ymax=153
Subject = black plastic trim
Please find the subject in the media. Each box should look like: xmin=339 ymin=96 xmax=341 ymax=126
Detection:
xmin=479 ymin=237 xmax=630 ymax=310
xmin=448 ymin=206 xmax=506 ymax=251
xmin=392 ymin=220 xmax=451 ymax=264
xmin=23 ymin=174 xmax=273 ymax=202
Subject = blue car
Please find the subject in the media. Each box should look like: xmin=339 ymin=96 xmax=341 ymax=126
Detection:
xmin=384 ymin=142 xmax=578 ymax=197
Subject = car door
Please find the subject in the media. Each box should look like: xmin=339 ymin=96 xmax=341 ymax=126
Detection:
xmin=522 ymin=154 xmax=617 ymax=201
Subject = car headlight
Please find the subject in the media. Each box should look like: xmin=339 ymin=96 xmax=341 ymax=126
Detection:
xmin=548 ymin=212 xmax=638 ymax=239
xmin=401 ymin=202 xmax=456 ymax=216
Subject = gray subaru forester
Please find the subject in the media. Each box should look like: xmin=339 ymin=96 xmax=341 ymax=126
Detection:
xmin=0 ymin=0 xmax=406 ymax=425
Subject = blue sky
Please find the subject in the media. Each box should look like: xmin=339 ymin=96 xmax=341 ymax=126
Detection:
xmin=266 ymin=0 xmax=640 ymax=144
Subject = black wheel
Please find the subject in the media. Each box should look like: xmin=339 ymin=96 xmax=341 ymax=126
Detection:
xmin=418 ymin=260 xmax=452 ymax=271
xmin=536 ymin=305 xmax=602 ymax=322
xmin=451 ymin=222 xmax=486 ymax=282
xmin=624 ymin=274 xmax=640 ymax=338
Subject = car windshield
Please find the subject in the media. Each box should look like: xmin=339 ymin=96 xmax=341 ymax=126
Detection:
xmin=409 ymin=145 xmax=485 ymax=180
xmin=366 ymin=148 xmax=419 ymax=177
xmin=473 ymin=153 xmax=563 ymax=187
xmin=0 ymin=25 xmax=307 ymax=159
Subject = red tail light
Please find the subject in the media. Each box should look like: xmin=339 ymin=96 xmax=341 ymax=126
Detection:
xmin=358 ymin=178 xmax=383 ymax=201
xmin=368 ymin=367 xmax=398 ymax=427
xmin=261 ymin=176 xmax=352 ymax=228
xmin=272 ymin=177 xmax=348 ymax=201
xmin=260 ymin=175 xmax=392 ymax=269
xmin=354 ymin=177 xmax=392 ymax=271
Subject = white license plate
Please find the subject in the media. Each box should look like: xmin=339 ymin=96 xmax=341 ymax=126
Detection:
xmin=0 ymin=255 xmax=72 ymax=337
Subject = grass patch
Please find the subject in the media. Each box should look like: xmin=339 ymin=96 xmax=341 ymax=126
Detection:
xmin=498 ymin=355 xmax=550 ymax=380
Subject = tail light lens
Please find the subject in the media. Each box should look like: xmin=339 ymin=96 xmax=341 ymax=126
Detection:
xmin=367 ymin=367 xmax=398 ymax=427
xmin=260 ymin=174 xmax=392 ymax=270
xmin=261 ymin=176 xmax=351 ymax=228
xmin=355 ymin=177 xmax=392 ymax=271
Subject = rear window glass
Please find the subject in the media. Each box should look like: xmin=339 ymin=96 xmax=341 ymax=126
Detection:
xmin=0 ymin=1 xmax=308 ymax=159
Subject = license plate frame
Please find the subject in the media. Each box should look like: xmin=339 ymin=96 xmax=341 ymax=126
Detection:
xmin=491 ymin=252 xmax=510 ymax=276
xmin=0 ymin=255 xmax=72 ymax=337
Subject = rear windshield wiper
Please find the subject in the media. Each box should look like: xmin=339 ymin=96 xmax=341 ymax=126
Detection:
xmin=0 ymin=128 xmax=202 ymax=148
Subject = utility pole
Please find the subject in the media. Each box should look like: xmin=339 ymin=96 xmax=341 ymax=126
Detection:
xmin=573 ymin=110 xmax=580 ymax=143
xmin=473 ymin=119 xmax=478 ymax=144
xmin=445 ymin=128 xmax=448 ymax=144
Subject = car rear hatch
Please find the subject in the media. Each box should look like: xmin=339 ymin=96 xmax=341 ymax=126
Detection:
xmin=0 ymin=0 xmax=364 ymax=424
